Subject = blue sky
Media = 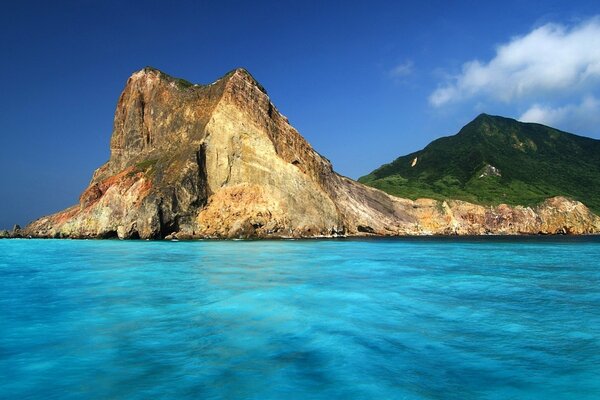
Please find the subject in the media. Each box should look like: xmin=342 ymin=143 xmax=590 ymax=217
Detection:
xmin=2 ymin=0 xmax=600 ymax=229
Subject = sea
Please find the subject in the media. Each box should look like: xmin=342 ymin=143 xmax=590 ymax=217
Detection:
xmin=1 ymin=237 xmax=599 ymax=399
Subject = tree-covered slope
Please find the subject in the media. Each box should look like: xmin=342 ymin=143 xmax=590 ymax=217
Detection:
xmin=359 ymin=114 xmax=600 ymax=213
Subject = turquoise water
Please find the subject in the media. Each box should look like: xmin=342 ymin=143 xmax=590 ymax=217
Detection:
xmin=1 ymin=238 xmax=599 ymax=399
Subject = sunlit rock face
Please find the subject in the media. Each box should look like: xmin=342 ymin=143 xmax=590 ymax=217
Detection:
xmin=23 ymin=68 xmax=600 ymax=239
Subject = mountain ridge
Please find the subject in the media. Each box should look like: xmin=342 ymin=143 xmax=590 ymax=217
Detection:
xmin=359 ymin=114 xmax=600 ymax=214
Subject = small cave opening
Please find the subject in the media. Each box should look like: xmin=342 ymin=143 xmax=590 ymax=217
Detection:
xmin=159 ymin=218 xmax=180 ymax=239
xmin=99 ymin=230 xmax=119 ymax=239
xmin=357 ymin=225 xmax=375 ymax=233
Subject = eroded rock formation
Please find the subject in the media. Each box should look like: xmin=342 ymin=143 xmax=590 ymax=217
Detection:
xmin=23 ymin=67 xmax=600 ymax=238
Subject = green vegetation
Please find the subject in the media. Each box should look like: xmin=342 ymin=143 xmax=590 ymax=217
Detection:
xmin=144 ymin=66 xmax=196 ymax=89
xmin=359 ymin=114 xmax=600 ymax=213
xmin=172 ymin=77 xmax=194 ymax=89
xmin=133 ymin=158 xmax=159 ymax=176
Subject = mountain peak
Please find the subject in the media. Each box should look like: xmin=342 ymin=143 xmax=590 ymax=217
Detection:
xmin=129 ymin=66 xmax=161 ymax=80
xmin=360 ymin=112 xmax=600 ymax=214
xmin=459 ymin=113 xmax=527 ymax=139
xmin=141 ymin=65 xmax=163 ymax=74
xmin=125 ymin=66 xmax=267 ymax=94
xmin=223 ymin=67 xmax=267 ymax=94
xmin=127 ymin=66 xmax=196 ymax=90
xmin=131 ymin=66 xmax=175 ymax=80
xmin=470 ymin=113 xmax=515 ymax=125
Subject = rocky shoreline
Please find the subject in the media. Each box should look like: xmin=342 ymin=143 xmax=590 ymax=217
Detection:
xmin=11 ymin=195 xmax=600 ymax=240
xmin=2 ymin=231 xmax=599 ymax=241
xmin=0 ymin=225 xmax=23 ymax=239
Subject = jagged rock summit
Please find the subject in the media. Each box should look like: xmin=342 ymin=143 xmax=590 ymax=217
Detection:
xmin=24 ymin=68 xmax=600 ymax=238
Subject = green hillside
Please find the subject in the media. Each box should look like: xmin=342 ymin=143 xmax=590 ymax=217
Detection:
xmin=359 ymin=114 xmax=600 ymax=213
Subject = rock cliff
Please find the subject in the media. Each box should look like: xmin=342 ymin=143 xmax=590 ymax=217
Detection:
xmin=23 ymin=68 xmax=600 ymax=238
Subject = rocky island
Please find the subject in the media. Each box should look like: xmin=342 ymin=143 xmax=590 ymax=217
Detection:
xmin=20 ymin=68 xmax=600 ymax=239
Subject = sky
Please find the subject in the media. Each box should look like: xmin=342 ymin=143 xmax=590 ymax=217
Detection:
xmin=2 ymin=0 xmax=600 ymax=229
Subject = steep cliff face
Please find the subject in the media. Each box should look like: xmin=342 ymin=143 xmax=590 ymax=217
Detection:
xmin=24 ymin=68 xmax=600 ymax=238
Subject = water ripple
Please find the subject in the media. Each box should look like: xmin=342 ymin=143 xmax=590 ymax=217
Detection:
xmin=1 ymin=238 xmax=599 ymax=399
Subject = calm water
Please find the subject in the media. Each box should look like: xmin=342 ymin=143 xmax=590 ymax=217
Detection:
xmin=1 ymin=238 xmax=599 ymax=399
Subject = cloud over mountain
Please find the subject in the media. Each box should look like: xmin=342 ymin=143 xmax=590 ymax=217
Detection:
xmin=519 ymin=96 xmax=600 ymax=133
xmin=429 ymin=18 xmax=600 ymax=107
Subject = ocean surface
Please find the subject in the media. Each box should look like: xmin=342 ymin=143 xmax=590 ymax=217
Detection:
xmin=1 ymin=237 xmax=599 ymax=399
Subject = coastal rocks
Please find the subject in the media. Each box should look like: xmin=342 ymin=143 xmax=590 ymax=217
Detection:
xmin=22 ymin=67 xmax=600 ymax=238
xmin=536 ymin=197 xmax=600 ymax=234
xmin=11 ymin=225 xmax=22 ymax=238
xmin=1 ymin=224 xmax=24 ymax=239
xmin=405 ymin=196 xmax=600 ymax=235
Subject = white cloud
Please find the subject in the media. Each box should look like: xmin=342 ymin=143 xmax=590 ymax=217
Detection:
xmin=519 ymin=104 xmax=563 ymax=126
xmin=519 ymin=96 xmax=600 ymax=132
xmin=389 ymin=61 xmax=413 ymax=78
xmin=430 ymin=18 xmax=600 ymax=107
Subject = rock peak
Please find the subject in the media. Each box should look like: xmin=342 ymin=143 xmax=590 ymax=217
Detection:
xmin=130 ymin=66 xmax=166 ymax=79
xmin=223 ymin=67 xmax=267 ymax=94
xmin=141 ymin=65 xmax=163 ymax=74
xmin=126 ymin=66 xmax=266 ymax=93
xmin=127 ymin=67 xmax=198 ymax=91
